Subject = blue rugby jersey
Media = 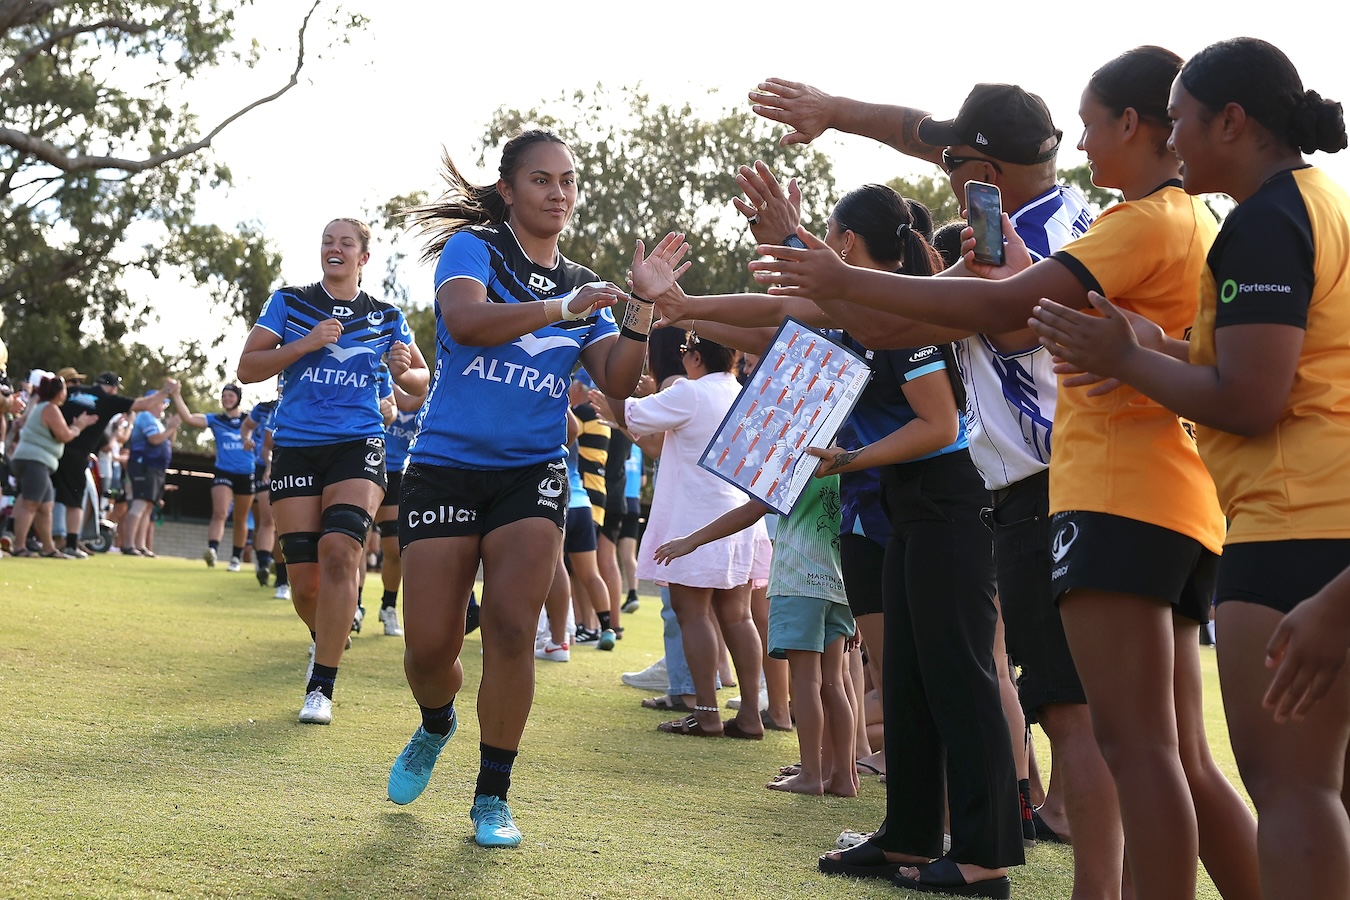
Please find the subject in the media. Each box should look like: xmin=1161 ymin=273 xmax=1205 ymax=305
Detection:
xmin=253 ymin=282 xmax=410 ymax=447
xmin=207 ymin=413 xmax=255 ymax=474
xmin=246 ymin=401 xmax=277 ymax=465
xmin=410 ymin=224 xmax=618 ymax=470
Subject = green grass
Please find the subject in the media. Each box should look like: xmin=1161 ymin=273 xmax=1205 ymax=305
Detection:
xmin=0 ymin=554 xmax=1235 ymax=898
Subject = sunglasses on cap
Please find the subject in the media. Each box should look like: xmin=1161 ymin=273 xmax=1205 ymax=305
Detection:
xmin=942 ymin=149 xmax=1003 ymax=174
xmin=678 ymin=332 xmax=701 ymax=355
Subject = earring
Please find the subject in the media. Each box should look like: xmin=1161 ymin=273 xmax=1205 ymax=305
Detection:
xmin=840 ymin=250 xmax=849 ymax=261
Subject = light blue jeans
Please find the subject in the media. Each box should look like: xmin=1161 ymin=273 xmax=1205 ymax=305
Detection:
xmin=661 ymin=585 xmax=720 ymax=697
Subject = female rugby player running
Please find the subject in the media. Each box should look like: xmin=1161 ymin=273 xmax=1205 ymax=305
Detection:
xmin=384 ymin=129 xmax=688 ymax=848
xmin=237 ymin=217 xmax=429 ymax=726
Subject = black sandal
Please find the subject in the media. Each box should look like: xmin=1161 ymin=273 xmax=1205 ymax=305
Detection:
xmin=818 ymin=841 xmax=904 ymax=879
xmin=892 ymin=856 xmax=1011 ymax=898
xmin=656 ymin=714 xmax=721 ymax=737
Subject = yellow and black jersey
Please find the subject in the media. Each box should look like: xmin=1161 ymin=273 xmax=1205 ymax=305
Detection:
xmin=1191 ymin=166 xmax=1350 ymax=543
xmin=1049 ymin=182 xmax=1226 ymax=554
xmin=574 ymin=402 xmax=610 ymax=525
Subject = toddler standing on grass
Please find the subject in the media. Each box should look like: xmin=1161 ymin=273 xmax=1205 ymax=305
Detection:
xmin=655 ymin=473 xmax=858 ymax=796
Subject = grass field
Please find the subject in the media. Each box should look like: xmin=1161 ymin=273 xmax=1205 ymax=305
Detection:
xmin=0 ymin=554 xmax=1236 ymax=898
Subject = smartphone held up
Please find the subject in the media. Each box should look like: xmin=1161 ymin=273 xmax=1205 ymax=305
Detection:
xmin=965 ymin=181 xmax=1005 ymax=267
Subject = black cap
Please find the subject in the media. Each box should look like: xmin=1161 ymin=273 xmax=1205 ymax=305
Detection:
xmin=918 ymin=84 xmax=1062 ymax=165
xmin=95 ymin=371 xmax=122 ymax=387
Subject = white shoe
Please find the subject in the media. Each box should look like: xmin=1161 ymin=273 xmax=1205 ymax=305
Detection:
xmin=726 ymin=686 xmax=770 ymax=712
xmin=620 ymin=657 xmax=669 ymax=691
xmin=227 ymin=557 xmax=242 ymax=572
xmin=274 ymin=584 xmax=291 ymax=601
xmin=203 ymin=547 xmax=217 ymax=567
xmin=535 ymin=640 xmax=570 ymax=662
xmin=380 ymin=607 xmax=403 ymax=636
xmin=298 ymin=689 xmax=332 ymax=724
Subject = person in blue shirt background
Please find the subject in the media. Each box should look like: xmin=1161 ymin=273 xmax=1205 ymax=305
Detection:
xmin=171 ymin=382 xmax=258 ymax=572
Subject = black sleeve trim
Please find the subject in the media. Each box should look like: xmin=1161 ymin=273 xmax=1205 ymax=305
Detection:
xmin=1049 ymin=250 xmax=1103 ymax=296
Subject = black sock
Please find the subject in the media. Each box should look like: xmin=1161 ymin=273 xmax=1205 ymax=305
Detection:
xmin=209 ymin=539 xmax=220 ymax=551
xmin=627 ymin=589 xmax=638 ymax=603
xmin=419 ymin=701 xmax=456 ymax=736
xmin=597 ymin=611 xmax=612 ymax=631
xmin=66 ymin=533 xmax=78 ymax=550
xmin=1018 ymin=778 xmax=1033 ymax=813
xmin=475 ymin=742 xmax=518 ymax=801
xmin=307 ymin=663 xmax=337 ymax=699
xmin=257 ymin=550 xmax=273 ymax=569
xmin=231 ymin=545 xmax=243 ymax=560
xmin=382 ymin=590 xmax=398 ymax=610
xmin=275 ymin=562 xmax=288 ymax=585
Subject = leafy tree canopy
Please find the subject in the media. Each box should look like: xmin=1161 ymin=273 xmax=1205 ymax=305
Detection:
xmin=1 ymin=0 xmax=363 ymax=446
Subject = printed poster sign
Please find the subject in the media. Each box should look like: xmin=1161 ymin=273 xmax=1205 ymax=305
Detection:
xmin=699 ymin=318 xmax=871 ymax=516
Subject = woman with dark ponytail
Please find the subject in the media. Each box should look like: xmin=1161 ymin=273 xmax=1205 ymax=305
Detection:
xmin=1032 ymin=37 xmax=1350 ymax=900
xmin=383 ymin=129 xmax=690 ymax=848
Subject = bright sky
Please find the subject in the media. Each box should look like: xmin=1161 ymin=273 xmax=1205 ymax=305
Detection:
xmin=150 ymin=0 xmax=1349 ymax=387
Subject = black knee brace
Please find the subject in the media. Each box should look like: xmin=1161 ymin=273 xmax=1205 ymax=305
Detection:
xmin=376 ymin=518 xmax=399 ymax=539
xmin=279 ymin=531 xmax=320 ymax=564
xmin=321 ymin=503 xmax=374 ymax=545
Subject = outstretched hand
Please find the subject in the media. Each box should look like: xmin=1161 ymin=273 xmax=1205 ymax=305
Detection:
xmin=653 ymin=534 xmax=699 ymax=565
xmin=732 ymin=160 xmax=802 ymax=245
xmin=748 ymin=78 xmax=834 ymax=147
xmin=747 ymin=226 xmax=847 ymax=299
xmin=652 ymin=283 xmax=694 ymax=332
xmin=1029 ymin=292 xmax=1138 ymax=380
xmin=1264 ymin=584 xmax=1350 ymax=723
xmin=630 ymin=233 xmax=692 ymax=301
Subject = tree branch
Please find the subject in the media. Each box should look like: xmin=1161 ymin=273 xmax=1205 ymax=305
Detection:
xmin=1 ymin=18 xmax=152 ymax=87
xmin=0 ymin=0 xmax=321 ymax=175
xmin=0 ymin=0 xmax=63 ymax=35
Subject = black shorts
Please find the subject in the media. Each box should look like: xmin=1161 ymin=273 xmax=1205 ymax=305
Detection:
xmin=1050 ymin=510 xmax=1218 ymax=625
xmin=52 ymin=454 xmax=87 ymax=507
xmin=270 ymin=437 xmax=387 ymax=502
xmin=598 ymin=492 xmax=627 ymax=544
xmin=564 ymin=505 xmax=598 ymax=554
xmin=379 ymin=469 xmax=404 ymax=516
xmin=254 ymin=464 xmax=269 ymax=494
xmin=399 ymin=458 xmax=568 ymax=548
xmin=1216 ymin=539 xmax=1350 ymax=615
xmin=988 ymin=470 xmax=1085 ymax=719
xmin=212 ymin=468 xmax=255 ymax=495
xmin=128 ymin=458 xmax=167 ymax=504
xmin=619 ymin=496 xmax=642 ymax=540
xmin=840 ymin=531 xmax=886 ymax=618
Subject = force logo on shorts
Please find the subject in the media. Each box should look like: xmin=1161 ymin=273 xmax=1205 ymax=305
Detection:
xmin=537 ymin=462 xmax=566 ymax=511
xmin=1050 ymin=518 xmax=1079 ymax=581
xmin=364 ymin=437 xmax=385 ymax=474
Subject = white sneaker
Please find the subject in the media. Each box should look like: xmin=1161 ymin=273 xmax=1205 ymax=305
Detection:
xmin=621 ymin=657 xmax=669 ymax=691
xmin=298 ymin=689 xmax=332 ymax=724
xmin=227 ymin=557 xmax=242 ymax=572
xmin=727 ymin=686 xmax=770 ymax=712
xmin=274 ymin=584 xmax=291 ymax=601
xmin=203 ymin=547 xmax=217 ymax=567
xmin=380 ymin=607 xmax=403 ymax=636
xmin=535 ymin=640 xmax=570 ymax=662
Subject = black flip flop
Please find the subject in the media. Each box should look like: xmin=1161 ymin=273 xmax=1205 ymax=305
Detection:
xmin=892 ymin=856 xmax=1011 ymax=898
xmin=817 ymin=841 xmax=903 ymax=879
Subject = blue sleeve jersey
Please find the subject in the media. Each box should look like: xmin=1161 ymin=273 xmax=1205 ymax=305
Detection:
xmin=841 ymin=334 xmax=968 ymax=459
xmin=253 ymin=282 xmax=412 ymax=447
xmin=247 ymin=401 xmax=277 ymax=464
xmin=410 ymin=224 xmax=619 ymax=470
xmin=384 ymin=408 xmax=419 ymax=474
xmin=208 ymin=413 xmax=254 ymax=474
xmin=624 ymin=443 xmax=642 ymax=499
